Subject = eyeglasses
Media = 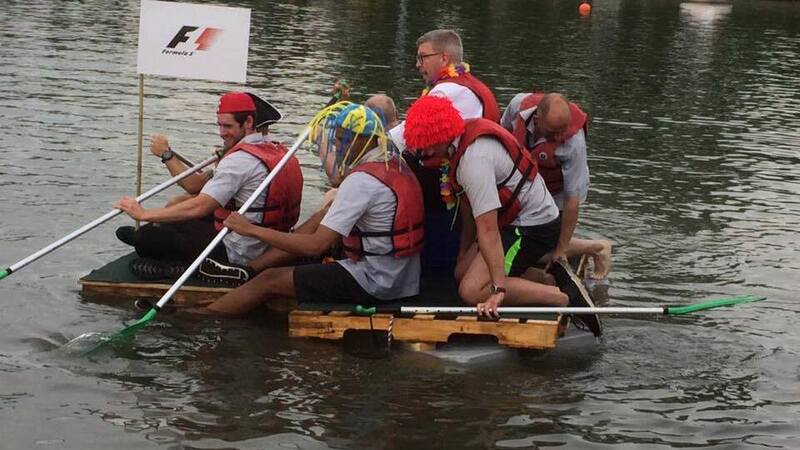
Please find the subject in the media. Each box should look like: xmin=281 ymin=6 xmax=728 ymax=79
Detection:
xmin=415 ymin=52 xmax=441 ymax=63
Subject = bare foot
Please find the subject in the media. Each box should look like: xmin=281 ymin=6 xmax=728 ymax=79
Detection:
xmin=590 ymin=239 xmax=612 ymax=279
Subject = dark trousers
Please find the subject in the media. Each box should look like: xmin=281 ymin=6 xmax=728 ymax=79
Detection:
xmin=133 ymin=216 xmax=228 ymax=263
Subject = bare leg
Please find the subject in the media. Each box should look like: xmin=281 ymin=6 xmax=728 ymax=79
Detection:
xmin=566 ymin=238 xmax=612 ymax=279
xmin=520 ymin=267 xmax=556 ymax=286
xmin=186 ymin=266 xmax=296 ymax=316
xmin=458 ymin=250 xmax=567 ymax=307
xmin=453 ymin=242 xmax=479 ymax=282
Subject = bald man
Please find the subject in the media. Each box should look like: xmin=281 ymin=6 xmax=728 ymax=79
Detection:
xmin=365 ymin=94 xmax=399 ymax=129
xmin=501 ymin=93 xmax=612 ymax=279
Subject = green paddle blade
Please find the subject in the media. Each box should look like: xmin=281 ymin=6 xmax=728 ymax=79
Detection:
xmin=81 ymin=308 xmax=158 ymax=357
xmin=666 ymin=294 xmax=766 ymax=315
xmin=0 ymin=268 xmax=9 ymax=281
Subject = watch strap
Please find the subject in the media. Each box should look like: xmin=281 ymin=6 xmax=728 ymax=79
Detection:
xmin=161 ymin=149 xmax=175 ymax=163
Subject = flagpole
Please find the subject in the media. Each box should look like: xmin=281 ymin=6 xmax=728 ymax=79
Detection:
xmin=135 ymin=73 xmax=144 ymax=229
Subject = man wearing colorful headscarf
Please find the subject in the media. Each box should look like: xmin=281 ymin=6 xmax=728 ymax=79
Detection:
xmin=194 ymin=102 xmax=425 ymax=316
xmin=114 ymin=92 xmax=303 ymax=279
xmin=403 ymin=95 xmax=592 ymax=318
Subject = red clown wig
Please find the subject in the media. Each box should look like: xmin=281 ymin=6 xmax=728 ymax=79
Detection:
xmin=403 ymin=95 xmax=465 ymax=151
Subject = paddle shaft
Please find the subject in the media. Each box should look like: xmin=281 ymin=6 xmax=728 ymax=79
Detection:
xmin=401 ymin=295 xmax=764 ymax=316
xmin=0 ymin=155 xmax=217 ymax=279
xmin=402 ymin=306 xmax=667 ymax=315
xmin=152 ymin=127 xmax=311 ymax=310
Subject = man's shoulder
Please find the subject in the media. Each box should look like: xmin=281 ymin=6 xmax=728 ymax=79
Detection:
xmin=557 ymin=130 xmax=587 ymax=156
xmin=431 ymin=81 xmax=474 ymax=98
xmin=218 ymin=150 xmax=264 ymax=168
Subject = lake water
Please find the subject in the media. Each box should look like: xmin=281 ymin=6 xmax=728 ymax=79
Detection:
xmin=1 ymin=0 xmax=799 ymax=448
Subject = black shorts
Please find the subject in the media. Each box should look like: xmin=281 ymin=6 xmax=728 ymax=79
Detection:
xmin=293 ymin=262 xmax=382 ymax=305
xmin=500 ymin=216 xmax=561 ymax=277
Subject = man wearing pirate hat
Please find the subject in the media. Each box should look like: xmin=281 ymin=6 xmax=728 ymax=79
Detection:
xmin=191 ymin=102 xmax=425 ymax=316
xmin=114 ymin=92 xmax=303 ymax=280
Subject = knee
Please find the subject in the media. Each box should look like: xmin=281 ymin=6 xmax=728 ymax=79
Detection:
xmin=458 ymin=279 xmax=485 ymax=305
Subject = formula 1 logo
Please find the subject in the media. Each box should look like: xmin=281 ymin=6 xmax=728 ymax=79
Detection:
xmin=163 ymin=26 xmax=222 ymax=56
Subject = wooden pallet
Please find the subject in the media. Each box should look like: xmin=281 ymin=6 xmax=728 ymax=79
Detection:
xmin=289 ymin=310 xmax=568 ymax=350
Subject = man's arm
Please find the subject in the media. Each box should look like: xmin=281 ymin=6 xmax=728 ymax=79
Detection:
xmin=553 ymin=196 xmax=579 ymax=261
xmin=224 ymin=212 xmax=340 ymax=257
xmin=457 ymin=199 xmax=476 ymax=258
xmin=552 ymin=131 xmax=589 ymax=260
xmin=150 ymin=134 xmax=211 ymax=194
xmin=115 ymin=193 xmax=220 ymax=223
xmin=474 ymin=209 xmax=506 ymax=314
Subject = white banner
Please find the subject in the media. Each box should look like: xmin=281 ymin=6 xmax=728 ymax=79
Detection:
xmin=137 ymin=0 xmax=250 ymax=83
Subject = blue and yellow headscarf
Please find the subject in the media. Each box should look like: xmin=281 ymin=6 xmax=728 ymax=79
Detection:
xmin=307 ymin=101 xmax=393 ymax=179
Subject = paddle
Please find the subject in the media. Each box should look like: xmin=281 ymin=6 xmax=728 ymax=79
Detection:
xmin=0 ymin=155 xmax=218 ymax=282
xmin=397 ymin=294 xmax=766 ymax=315
xmin=83 ymin=127 xmax=312 ymax=355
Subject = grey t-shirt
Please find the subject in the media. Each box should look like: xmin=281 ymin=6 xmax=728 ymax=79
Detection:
xmin=455 ymin=136 xmax=560 ymax=226
xmin=320 ymin=171 xmax=421 ymax=300
xmin=500 ymin=93 xmax=590 ymax=209
xmin=200 ymin=133 xmax=269 ymax=264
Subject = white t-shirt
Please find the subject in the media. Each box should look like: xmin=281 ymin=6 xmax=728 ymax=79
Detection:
xmin=320 ymin=171 xmax=421 ymax=300
xmin=500 ymin=93 xmax=590 ymax=209
xmin=454 ymin=136 xmax=560 ymax=227
xmin=389 ymin=82 xmax=484 ymax=152
xmin=200 ymin=133 xmax=270 ymax=264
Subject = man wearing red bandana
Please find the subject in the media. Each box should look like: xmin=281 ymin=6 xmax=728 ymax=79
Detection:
xmin=113 ymin=92 xmax=302 ymax=281
xmin=404 ymin=96 xmax=584 ymax=318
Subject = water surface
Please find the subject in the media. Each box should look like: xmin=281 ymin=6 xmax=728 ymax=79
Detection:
xmin=1 ymin=0 xmax=799 ymax=448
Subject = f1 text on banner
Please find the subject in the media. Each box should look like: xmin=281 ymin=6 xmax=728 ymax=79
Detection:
xmin=137 ymin=0 xmax=250 ymax=83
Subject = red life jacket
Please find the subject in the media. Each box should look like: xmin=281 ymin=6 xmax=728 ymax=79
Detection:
xmin=342 ymin=159 xmax=425 ymax=261
xmin=450 ymin=119 xmax=539 ymax=229
xmin=511 ymin=93 xmax=588 ymax=195
xmin=213 ymin=142 xmax=303 ymax=232
xmin=434 ymin=72 xmax=501 ymax=123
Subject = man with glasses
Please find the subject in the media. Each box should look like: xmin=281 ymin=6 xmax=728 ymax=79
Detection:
xmin=387 ymin=29 xmax=503 ymax=277
xmin=389 ymin=29 xmax=499 ymax=152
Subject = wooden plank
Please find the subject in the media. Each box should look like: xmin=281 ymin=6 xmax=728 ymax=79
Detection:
xmin=80 ymin=279 xmax=297 ymax=312
xmin=289 ymin=311 xmax=562 ymax=350
xmin=288 ymin=312 xmax=393 ymax=340
xmin=80 ymin=280 xmax=230 ymax=304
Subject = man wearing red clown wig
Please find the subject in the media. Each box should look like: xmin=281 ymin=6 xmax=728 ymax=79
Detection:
xmin=404 ymin=95 xmax=574 ymax=317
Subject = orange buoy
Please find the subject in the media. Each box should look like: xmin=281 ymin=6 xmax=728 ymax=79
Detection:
xmin=579 ymin=2 xmax=592 ymax=15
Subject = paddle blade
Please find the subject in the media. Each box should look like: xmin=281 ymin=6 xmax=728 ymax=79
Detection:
xmin=81 ymin=308 xmax=158 ymax=357
xmin=666 ymin=294 xmax=766 ymax=315
xmin=0 ymin=268 xmax=9 ymax=280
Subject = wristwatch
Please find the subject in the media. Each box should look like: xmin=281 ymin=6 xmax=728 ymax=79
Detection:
xmin=489 ymin=284 xmax=507 ymax=295
xmin=160 ymin=149 xmax=175 ymax=163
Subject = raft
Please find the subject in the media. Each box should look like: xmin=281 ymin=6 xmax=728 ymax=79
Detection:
xmin=80 ymin=252 xmax=591 ymax=350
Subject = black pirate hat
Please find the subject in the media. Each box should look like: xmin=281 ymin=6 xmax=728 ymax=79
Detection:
xmin=245 ymin=92 xmax=282 ymax=128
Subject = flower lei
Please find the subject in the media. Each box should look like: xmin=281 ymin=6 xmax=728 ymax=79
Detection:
xmin=439 ymin=160 xmax=456 ymax=210
xmin=421 ymin=62 xmax=471 ymax=96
